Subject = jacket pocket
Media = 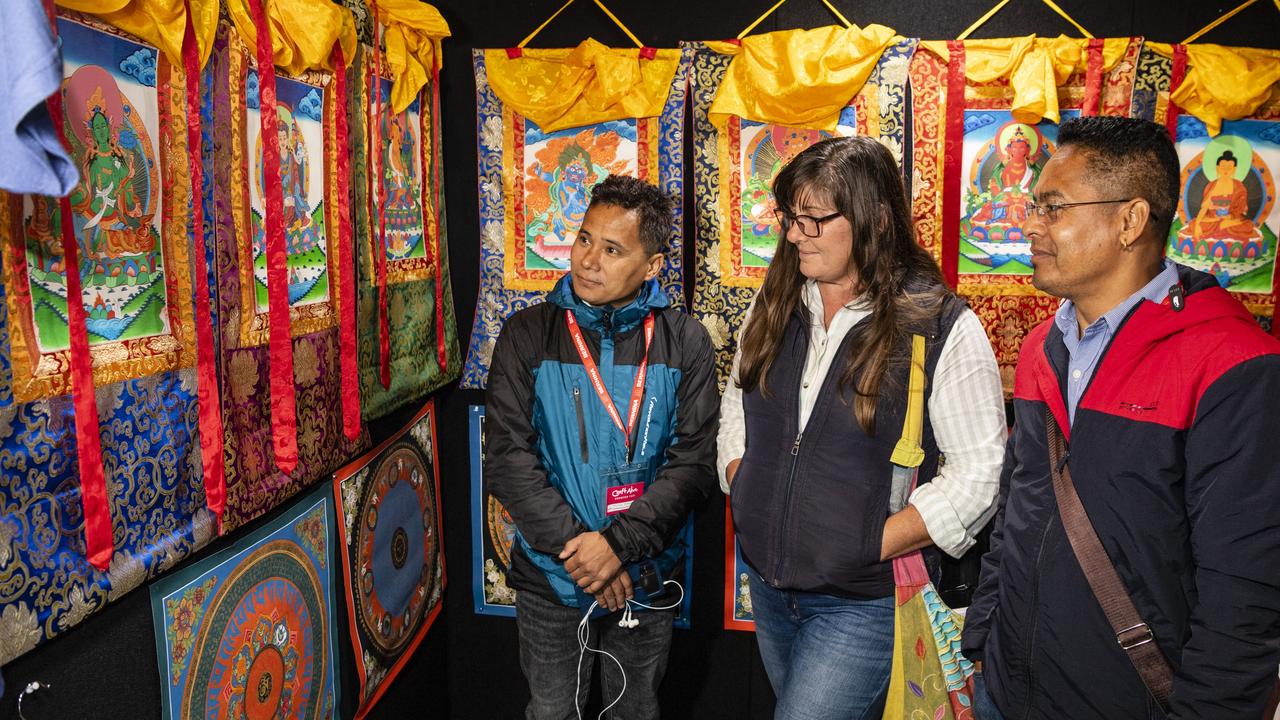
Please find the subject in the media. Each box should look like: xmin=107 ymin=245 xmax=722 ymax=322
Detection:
xmin=573 ymin=386 xmax=589 ymax=464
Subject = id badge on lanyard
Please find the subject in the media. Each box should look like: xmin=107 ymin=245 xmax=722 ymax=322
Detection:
xmin=565 ymin=310 xmax=655 ymax=517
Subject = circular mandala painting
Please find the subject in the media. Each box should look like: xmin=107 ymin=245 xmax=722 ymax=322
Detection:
xmin=183 ymin=540 xmax=328 ymax=719
xmin=353 ymin=444 xmax=439 ymax=657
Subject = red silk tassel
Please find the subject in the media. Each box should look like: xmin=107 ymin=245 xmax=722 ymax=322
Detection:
xmin=246 ymin=0 xmax=300 ymax=474
xmin=941 ymin=40 xmax=966 ymax=291
xmin=1082 ymin=38 xmax=1104 ymax=117
xmin=182 ymin=1 xmax=227 ymax=528
xmin=334 ymin=45 xmax=362 ymax=440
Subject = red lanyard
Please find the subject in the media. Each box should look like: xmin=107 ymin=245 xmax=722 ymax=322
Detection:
xmin=565 ymin=310 xmax=655 ymax=456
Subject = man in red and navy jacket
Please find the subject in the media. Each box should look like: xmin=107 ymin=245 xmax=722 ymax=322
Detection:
xmin=961 ymin=116 xmax=1280 ymax=719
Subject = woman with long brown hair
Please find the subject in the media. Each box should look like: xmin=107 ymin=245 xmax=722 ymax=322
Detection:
xmin=718 ymin=136 xmax=1006 ymax=718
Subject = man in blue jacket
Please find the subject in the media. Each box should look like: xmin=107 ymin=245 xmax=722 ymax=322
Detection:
xmin=961 ymin=116 xmax=1280 ymax=718
xmin=487 ymin=174 xmax=718 ymax=720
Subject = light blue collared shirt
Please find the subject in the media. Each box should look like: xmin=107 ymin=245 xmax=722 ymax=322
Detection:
xmin=1055 ymin=259 xmax=1180 ymax=423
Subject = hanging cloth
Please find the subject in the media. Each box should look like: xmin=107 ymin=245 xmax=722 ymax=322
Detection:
xmin=369 ymin=0 xmax=450 ymax=115
xmin=708 ymin=23 xmax=900 ymax=132
xmin=920 ymin=33 xmax=1129 ymax=289
xmin=225 ymin=0 xmax=357 ymax=77
xmin=56 ymin=0 xmax=218 ymax=69
xmin=485 ymin=39 xmax=680 ymax=133
xmin=919 ymin=36 xmax=1129 ymax=125
xmin=243 ymin=0 xmax=297 ymax=474
xmin=180 ymin=0 xmax=226 ymax=528
xmin=41 ymin=0 xmax=112 ymax=570
xmin=1145 ymin=43 xmax=1280 ymax=137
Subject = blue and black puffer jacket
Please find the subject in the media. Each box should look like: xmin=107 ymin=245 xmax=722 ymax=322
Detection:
xmin=486 ymin=275 xmax=720 ymax=606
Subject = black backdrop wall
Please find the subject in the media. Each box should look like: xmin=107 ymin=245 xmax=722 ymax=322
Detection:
xmin=4 ymin=2 xmax=1280 ymax=719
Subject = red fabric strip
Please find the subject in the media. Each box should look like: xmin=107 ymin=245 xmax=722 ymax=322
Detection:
xmin=564 ymin=311 xmax=654 ymax=456
xmin=372 ymin=0 xmax=391 ymax=389
xmin=182 ymin=2 xmax=226 ymax=528
xmin=1082 ymin=38 xmax=1104 ymax=117
xmin=431 ymin=72 xmax=446 ymax=373
xmin=1165 ymin=43 xmax=1187 ymax=141
xmin=43 ymin=3 xmax=112 ymax=570
xmin=941 ymin=40 xmax=966 ymax=290
xmin=334 ymin=45 xmax=362 ymax=440
xmin=247 ymin=0 xmax=299 ymax=474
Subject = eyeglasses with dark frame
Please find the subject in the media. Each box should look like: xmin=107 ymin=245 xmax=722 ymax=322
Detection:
xmin=1026 ymin=198 xmax=1159 ymax=224
xmin=773 ymin=209 xmax=843 ymax=238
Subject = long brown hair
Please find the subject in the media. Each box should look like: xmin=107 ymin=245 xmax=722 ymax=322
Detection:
xmin=736 ymin=136 xmax=952 ymax=434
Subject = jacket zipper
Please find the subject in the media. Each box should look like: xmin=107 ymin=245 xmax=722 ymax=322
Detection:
xmin=1021 ymin=512 xmax=1057 ymax=720
xmin=573 ymin=387 xmax=589 ymax=463
xmin=771 ymin=431 xmax=804 ymax=585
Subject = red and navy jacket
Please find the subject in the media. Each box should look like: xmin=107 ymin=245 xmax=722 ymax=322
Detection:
xmin=961 ymin=265 xmax=1280 ymax=719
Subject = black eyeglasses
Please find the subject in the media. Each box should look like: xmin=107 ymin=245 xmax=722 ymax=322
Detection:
xmin=774 ymin=209 xmax=842 ymax=238
xmin=1026 ymin=198 xmax=1159 ymax=224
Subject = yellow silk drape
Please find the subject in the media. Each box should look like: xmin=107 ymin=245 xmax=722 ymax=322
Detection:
xmin=485 ymin=38 xmax=680 ymax=132
xmin=1147 ymin=43 xmax=1280 ymax=136
xmin=920 ymin=36 xmax=1130 ymax=124
xmin=225 ymin=0 xmax=357 ymax=76
xmin=708 ymin=24 xmax=899 ymax=132
xmin=56 ymin=0 xmax=218 ymax=68
xmin=373 ymin=0 xmax=451 ymax=115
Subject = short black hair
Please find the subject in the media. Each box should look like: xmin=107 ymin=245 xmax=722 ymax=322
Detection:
xmin=587 ymin=174 xmax=673 ymax=256
xmin=1057 ymin=116 xmax=1180 ymax=243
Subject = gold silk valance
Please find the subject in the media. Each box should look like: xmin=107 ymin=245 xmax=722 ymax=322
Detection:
xmin=484 ymin=38 xmax=680 ymax=133
xmin=708 ymin=24 xmax=899 ymax=132
xmin=55 ymin=0 xmax=217 ymax=67
xmin=374 ymin=0 xmax=451 ymax=115
xmin=225 ymin=0 xmax=357 ymax=76
xmin=920 ymin=35 xmax=1130 ymax=124
xmin=1147 ymin=43 xmax=1280 ymax=136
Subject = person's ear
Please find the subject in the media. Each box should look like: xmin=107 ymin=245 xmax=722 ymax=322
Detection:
xmin=644 ymin=252 xmax=665 ymax=281
xmin=1118 ymin=198 xmax=1153 ymax=251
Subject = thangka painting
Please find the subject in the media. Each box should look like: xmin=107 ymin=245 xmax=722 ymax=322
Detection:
xmin=723 ymin=505 xmax=754 ymax=632
xmin=1131 ymin=45 xmax=1280 ymax=325
xmin=352 ymin=43 xmax=460 ymax=421
xmin=461 ymin=47 xmax=690 ymax=389
xmin=0 ymin=12 xmax=215 ymax=665
xmin=151 ymin=483 xmax=340 ymax=720
xmin=333 ymin=399 xmax=444 ymax=718
xmin=469 ymin=405 xmax=693 ymax=628
xmin=688 ymin=39 xmax=917 ymax=388
xmin=470 ymin=404 xmax=518 ymax=615
xmin=910 ymin=39 xmax=1143 ymax=392
xmin=209 ymin=21 xmax=367 ymax=530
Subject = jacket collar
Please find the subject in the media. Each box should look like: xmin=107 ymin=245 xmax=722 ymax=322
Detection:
xmin=547 ymin=274 xmax=668 ymax=333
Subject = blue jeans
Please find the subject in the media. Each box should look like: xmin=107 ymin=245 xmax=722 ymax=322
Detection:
xmin=972 ymin=671 xmax=1004 ymax=720
xmin=516 ymin=588 xmax=675 ymax=720
xmin=747 ymin=566 xmax=895 ymax=720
